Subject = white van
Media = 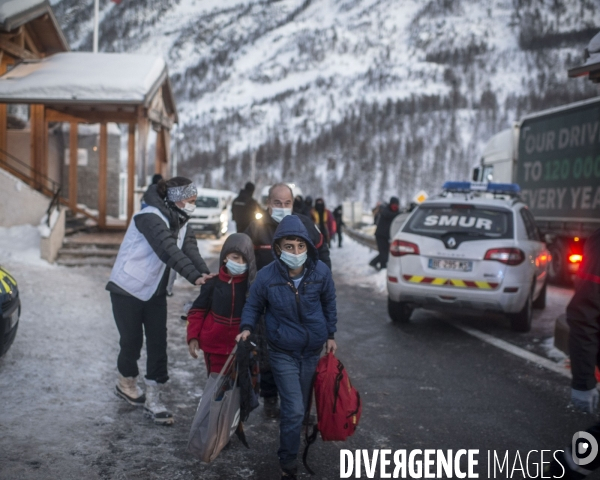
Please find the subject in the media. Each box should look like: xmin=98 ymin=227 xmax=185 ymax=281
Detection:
xmin=259 ymin=183 xmax=304 ymax=208
xmin=188 ymin=188 xmax=235 ymax=238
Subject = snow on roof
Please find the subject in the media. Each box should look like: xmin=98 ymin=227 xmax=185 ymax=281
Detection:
xmin=0 ymin=52 xmax=169 ymax=107
xmin=0 ymin=0 xmax=47 ymax=29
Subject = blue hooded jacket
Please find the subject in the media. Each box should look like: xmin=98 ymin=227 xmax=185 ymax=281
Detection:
xmin=240 ymin=215 xmax=337 ymax=356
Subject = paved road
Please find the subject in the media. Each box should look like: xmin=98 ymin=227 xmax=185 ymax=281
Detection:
xmin=0 ymin=256 xmax=597 ymax=479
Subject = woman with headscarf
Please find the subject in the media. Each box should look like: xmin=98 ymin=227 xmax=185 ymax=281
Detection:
xmin=107 ymin=177 xmax=215 ymax=425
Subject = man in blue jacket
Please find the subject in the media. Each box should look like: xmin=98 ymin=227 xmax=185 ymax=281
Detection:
xmin=237 ymin=215 xmax=337 ymax=480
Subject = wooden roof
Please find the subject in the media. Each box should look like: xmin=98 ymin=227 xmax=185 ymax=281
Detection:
xmin=0 ymin=0 xmax=69 ymax=57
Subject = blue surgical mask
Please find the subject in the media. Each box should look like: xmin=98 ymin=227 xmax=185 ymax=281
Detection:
xmin=280 ymin=251 xmax=307 ymax=269
xmin=270 ymin=208 xmax=292 ymax=223
xmin=226 ymin=259 xmax=248 ymax=275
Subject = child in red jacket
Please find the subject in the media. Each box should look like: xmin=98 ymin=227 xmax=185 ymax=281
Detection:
xmin=187 ymin=233 xmax=256 ymax=374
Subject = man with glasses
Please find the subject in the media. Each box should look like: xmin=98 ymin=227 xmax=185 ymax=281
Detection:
xmin=244 ymin=183 xmax=331 ymax=417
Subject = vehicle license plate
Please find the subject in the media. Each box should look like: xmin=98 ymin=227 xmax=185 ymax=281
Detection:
xmin=428 ymin=258 xmax=473 ymax=272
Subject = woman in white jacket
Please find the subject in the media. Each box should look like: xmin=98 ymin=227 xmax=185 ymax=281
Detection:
xmin=106 ymin=177 xmax=215 ymax=425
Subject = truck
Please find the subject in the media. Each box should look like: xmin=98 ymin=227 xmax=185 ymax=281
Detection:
xmin=473 ymin=96 xmax=600 ymax=283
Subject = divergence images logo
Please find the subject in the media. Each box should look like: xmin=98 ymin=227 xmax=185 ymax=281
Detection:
xmin=572 ymin=432 xmax=598 ymax=466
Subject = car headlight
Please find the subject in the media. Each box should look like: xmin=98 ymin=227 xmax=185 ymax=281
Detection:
xmin=220 ymin=213 xmax=227 ymax=222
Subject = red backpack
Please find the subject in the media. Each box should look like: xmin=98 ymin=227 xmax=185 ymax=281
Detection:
xmin=303 ymin=352 xmax=362 ymax=474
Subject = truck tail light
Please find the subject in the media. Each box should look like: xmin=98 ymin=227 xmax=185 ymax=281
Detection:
xmin=484 ymin=248 xmax=525 ymax=266
xmin=569 ymin=254 xmax=583 ymax=264
xmin=390 ymin=240 xmax=420 ymax=257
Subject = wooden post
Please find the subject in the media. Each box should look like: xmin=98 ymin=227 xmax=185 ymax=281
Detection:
xmin=127 ymin=123 xmax=135 ymax=224
xmin=0 ymin=53 xmax=6 ymax=164
xmin=69 ymin=122 xmax=78 ymax=211
xmin=30 ymin=104 xmax=46 ymax=191
xmin=163 ymin=128 xmax=171 ymax=178
xmin=98 ymin=123 xmax=108 ymax=229
xmin=137 ymin=109 xmax=148 ymax=187
xmin=154 ymin=126 xmax=163 ymax=175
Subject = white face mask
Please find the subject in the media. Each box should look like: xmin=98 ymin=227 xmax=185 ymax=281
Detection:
xmin=182 ymin=203 xmax=196 ymax=213
xmin=271 ymin=208 xmax=292 ymax=223
xmin=280 ymin=251 xmax=307 ymax=269
xmin=226 ymin=259 xmax=248 ymax=275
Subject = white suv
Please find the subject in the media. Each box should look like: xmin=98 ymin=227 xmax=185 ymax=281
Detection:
xmin=386 ymin=182 xmax=550 ymax=332
xmin=187 ymin=188 xmax=234 ymax=238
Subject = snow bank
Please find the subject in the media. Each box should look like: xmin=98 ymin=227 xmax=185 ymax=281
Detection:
xmin=330 ymin=235 xmax=387 ymax=293
xmin=0 ymin=224 xmax=49 ymax=267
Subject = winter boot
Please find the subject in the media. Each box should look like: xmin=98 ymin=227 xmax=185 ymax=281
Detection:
xmin=280 ymin=465 xmax=298 ymax=480
xmin=115 ymin=374 xmax=145 ymax=406
xmin=263 ymin=396 xmax=280 ymax=418
xmin=143 ymin=379 xmax=174 ymax=425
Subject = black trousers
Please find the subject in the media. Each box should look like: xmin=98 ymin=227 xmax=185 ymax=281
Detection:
xmin=110 ymin=293 xmax=169 ymax=384
xmin=370 ymin=236 xmax=391 ymax=268
xmin=336 ymin=225 xmax=343 ymax=247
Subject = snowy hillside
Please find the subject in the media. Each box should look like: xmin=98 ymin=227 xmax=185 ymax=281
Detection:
xmin=51 ymin=0 xmax=599 ymax=207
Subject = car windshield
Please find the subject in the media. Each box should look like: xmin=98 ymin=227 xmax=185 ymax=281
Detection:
xmin=403 ymin=204 xmax=513 ymax=240
xmin=195 ymin=196 xmax=219 ymax=208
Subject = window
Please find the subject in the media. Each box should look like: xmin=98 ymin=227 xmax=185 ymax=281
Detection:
xmin=195 ymin=196 xmax=219 ymax=208
xmin=403 ymin=204 xmax=514 ymax=241
xmin=520 ymin=208 xmax=540 ymax=241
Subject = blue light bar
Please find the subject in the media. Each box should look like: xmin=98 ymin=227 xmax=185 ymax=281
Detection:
xmin=487 ymin=183 xmax=520 ymax=194
xmin=442 ymin=181 xmax=521 ymax=195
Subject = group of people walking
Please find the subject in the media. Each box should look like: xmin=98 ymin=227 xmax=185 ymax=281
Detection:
xmin=105 ymin=176 xmax=600 ymax=479
xmin=107 ymin=179 xmax=337 ymax=479
xmin=233 ymin=182 xmax=345 ymax=249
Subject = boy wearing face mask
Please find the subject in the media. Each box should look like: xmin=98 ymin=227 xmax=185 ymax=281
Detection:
xmin=187 ymin=233 xmax=256 ymax=374
xmin=237 ymin=215 xmax=337 ymax=480
xmin=243 ymin=183 xmax=331 ymax=418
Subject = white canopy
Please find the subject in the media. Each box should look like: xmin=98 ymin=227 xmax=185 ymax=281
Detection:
xmin=0 ymin=52 xmax=170 ymax=107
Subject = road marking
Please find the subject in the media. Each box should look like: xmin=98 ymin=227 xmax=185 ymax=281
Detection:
xmin=452 ymin=323 xmax=570 ymax=378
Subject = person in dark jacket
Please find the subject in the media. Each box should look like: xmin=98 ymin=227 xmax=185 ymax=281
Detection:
xmin=545 ymin=228 xmax=600 ymax=479
xmin=237 ymin=215 xmax=337 ymax=480
xmin=333 ymin=205 xmax=345 ymax=247
xmin=186 ymin=233 xmax=256 ymax=374
xmin=568 ymin=227 xmax=600 ymax=412
xmin=245 ymin=185 xmax=331 ymax=272
xmin=244 ymin=184 xmax=331 ymax=417
xmin=292 ymin=195 xmax=305 ymax=216
xmin=106 ymin=177 xmax=215 ymax=425
xmin=140 ymin=174 xmax=164 ymax=209
xmin=311 ymin=198 xmax=333 ymax=246
xmin=232 ymin=182 xmax=261 ymax=234
xmin=369 ymin=196 xmax=400 ymax=270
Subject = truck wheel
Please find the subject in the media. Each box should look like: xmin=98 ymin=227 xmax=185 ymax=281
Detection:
xmin=532 ymin=280 xmax=547 ymax=310
xmin=509 ymin=291 xmax=532 ymax=332
xmin=388 ymin=297 xmax=412 ymax=323
xmin=548 ymin=242 xmax=566 ymax=284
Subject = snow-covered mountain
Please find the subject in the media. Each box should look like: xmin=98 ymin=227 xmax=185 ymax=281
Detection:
xmin=51 ymin=0 xmax=599 ymax=208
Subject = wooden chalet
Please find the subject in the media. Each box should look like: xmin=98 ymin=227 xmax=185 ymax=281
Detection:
xmin=0 ymin=1 xmax=178 ymax=229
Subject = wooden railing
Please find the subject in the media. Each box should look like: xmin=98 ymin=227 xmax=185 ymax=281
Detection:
xmin=0 ymin=147 xmax=99 ymax=225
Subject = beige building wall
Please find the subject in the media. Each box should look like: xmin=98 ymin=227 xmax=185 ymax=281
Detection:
xmin=0 ymin=168 xmax=48 ymax=227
